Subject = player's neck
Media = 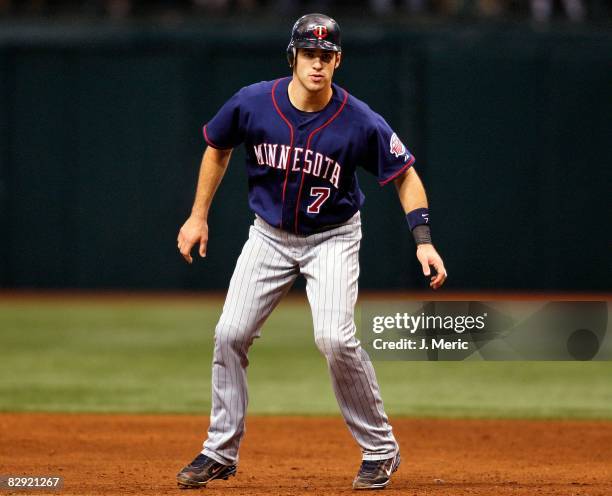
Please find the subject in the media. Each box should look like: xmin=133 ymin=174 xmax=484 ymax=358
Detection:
xmin=288 ymin=78 xmax=333 ymax=112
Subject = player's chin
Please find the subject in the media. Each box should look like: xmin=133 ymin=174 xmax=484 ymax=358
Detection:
xmin=306 ymin=77 xmax=328 ymax=90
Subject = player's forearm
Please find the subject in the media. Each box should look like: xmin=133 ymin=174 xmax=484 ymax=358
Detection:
xmin=191 ymin=147 xmax=233 ymax=220
xmin=393 ymin=167 xmax=428 ymax=213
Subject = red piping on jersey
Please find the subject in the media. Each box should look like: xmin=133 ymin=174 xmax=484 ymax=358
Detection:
xmin=202 ymin=124 xmax=230 ymax=150
xmin=271 ymin=78 xmax=295 ymax=229
xmin=293 ymin=88 xmax=349 ymax=234
xmin=379 ymin=155 xmax=415 ymax=186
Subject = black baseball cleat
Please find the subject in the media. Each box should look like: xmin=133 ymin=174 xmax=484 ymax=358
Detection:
xmin=352 ymin=452 xmax=401 ymax=490
xmin=176 ymin=453 xmax=237 ymax=489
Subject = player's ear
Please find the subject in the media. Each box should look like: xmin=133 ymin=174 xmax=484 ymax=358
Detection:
xmin=335 ymin=52 xmax=342 ymax=69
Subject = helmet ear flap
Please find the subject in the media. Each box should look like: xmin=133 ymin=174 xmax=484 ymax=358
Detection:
xmin=287 ymin=46 xmax=296 ymax=68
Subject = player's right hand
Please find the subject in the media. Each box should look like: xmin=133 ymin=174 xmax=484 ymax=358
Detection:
xmin=177 ymin=216 xmax=208 ymax=264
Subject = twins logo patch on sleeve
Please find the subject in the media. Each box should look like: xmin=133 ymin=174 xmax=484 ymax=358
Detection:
xmin=389 ymin=133 xmax=411 ymax=162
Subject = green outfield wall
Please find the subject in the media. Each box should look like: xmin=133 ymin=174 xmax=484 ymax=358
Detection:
xmin=0 ymin=21 xmax=610 ymax=291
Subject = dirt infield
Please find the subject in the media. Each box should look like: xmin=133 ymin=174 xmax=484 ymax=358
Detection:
xmin=1 ymin=415 xmax=611 ymax=495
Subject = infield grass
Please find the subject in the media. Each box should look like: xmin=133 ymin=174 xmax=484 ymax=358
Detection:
xmin=0 ymin=296 xmax=611 ymax=419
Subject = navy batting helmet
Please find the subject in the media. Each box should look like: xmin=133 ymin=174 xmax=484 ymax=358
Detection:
xmin=286 ymin=13 xmax=341 ymax=68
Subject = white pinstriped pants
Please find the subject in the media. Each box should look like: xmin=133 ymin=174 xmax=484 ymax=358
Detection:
xmin=202 ymin=212 xmax=398 ymax=464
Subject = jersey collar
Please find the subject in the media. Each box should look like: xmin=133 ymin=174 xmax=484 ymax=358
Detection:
xmin=274 ymin=77 xmax=346 ymax=127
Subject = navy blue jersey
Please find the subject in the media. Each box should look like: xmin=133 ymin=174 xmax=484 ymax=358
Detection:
xmin=203 ymin=77 xmax=415 ymax=235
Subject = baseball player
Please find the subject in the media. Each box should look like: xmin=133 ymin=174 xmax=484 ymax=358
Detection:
xmin=176 ymin=13 xmax=447 ymax=490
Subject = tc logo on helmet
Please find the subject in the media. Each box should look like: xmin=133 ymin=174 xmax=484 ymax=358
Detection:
xmin=390 ymin=133 xmax=407 ymax=158
xmin=313 ymin=25 xmax=328 ymax=39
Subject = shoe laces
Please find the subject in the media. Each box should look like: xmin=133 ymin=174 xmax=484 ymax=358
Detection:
xmin=359 ymin=459 xmax=382 ymax=475
xmin=188 ymin=453 xmax=210 ymax=468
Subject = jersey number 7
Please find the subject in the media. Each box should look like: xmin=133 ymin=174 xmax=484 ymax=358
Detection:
xmin=307 ymin=187 xmax=331 ymax=214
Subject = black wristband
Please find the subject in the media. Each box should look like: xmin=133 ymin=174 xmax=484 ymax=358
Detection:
xmin=412 ymin=225 xmax=432 ymax=245
xmin=406 ymin=208 xmax=429 ymax=230
xmin=406 ymin=208 xmax=431 ymax=244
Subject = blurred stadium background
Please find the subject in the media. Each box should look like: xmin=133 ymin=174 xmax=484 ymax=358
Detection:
xmin=0 ymin=2 xmax=611 ymax=292
xmin=0 ymin=3 xmax=610 ymax=420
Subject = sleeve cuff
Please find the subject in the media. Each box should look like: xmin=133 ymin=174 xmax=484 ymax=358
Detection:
xmin=202 ymin=124 xmax=233 ymax=150
xmin=378 ymin=156 xmax=415 ymax=186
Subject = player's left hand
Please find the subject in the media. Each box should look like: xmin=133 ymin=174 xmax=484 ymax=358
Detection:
xmin=416 ymin=244 xmax=447 ymax=290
